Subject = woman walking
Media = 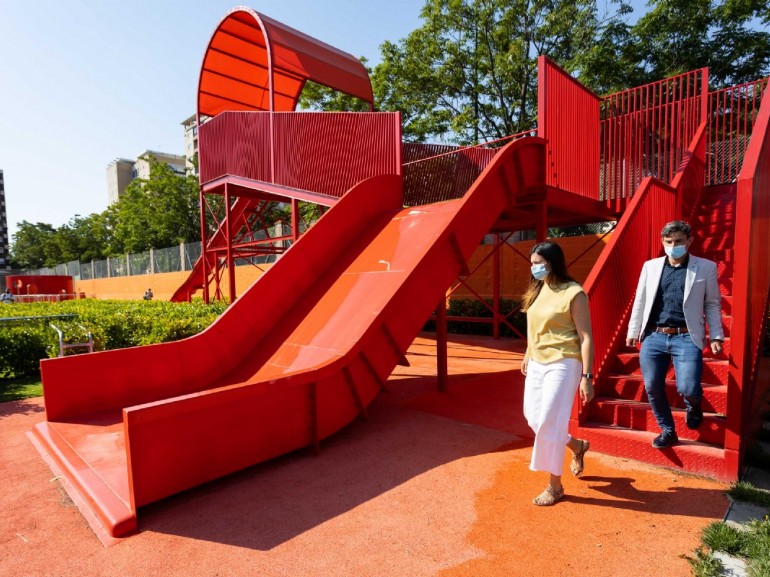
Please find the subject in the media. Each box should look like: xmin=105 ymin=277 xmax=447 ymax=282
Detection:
xmin=521 ymin=241 xmax=594 ymax=506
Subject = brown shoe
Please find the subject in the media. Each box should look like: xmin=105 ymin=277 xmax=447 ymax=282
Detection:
xmin=570 ymin=439 xmax=590 ymax=477
xmin=533 ymin=485 xmax=565 ymax=506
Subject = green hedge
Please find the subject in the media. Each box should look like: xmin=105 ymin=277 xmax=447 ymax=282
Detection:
xmin=424 ymin=298 xmax=527 ymax=338
xmin=0 ymin=296 xmax=526 ymax=380
xmin=0 ymin=299 xmax=228 ymax=379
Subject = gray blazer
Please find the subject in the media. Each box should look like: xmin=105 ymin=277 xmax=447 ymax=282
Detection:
xmin=626 ymin=255 xmax=724 ymax=349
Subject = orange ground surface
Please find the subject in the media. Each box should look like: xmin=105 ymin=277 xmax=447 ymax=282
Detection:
xmin=0 ymin=334 xmax=727 ymax=577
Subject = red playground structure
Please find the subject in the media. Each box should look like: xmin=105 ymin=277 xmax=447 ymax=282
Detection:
xmin=30 ymin=7 xmax=770 ymax=541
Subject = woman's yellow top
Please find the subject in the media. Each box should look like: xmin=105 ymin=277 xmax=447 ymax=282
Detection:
xmin=526 ymin=281 xmax=584 ymax=363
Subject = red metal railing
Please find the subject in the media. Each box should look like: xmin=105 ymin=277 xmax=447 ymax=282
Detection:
xmin=600 ymin=69 xmax=708 ymax=202
xmin=537 ymin=56 xmax=601 ymax=199
xmin=580 ymin=123 xmax=707 ymax=408
xmin=402 ymin=143 xmax=497 ymax=205
xmin=707 ymin=78 xmax=769 ymax=185
xmin=726 ymin=86 xmax=770 ymax=472
xmin=402 ymin=131 xmax=536 ymax=206
xmin=199 ymin=111 xmax=402 ymax=197
xmin=583 ymin=181 xmax=677 ymax=385
xmin=675 ymin=123 xmax=708 ymax=221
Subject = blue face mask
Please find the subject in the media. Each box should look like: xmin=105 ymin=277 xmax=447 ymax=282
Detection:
xmin=531 ymin=263 xmax=549 ymax=280
xmin=664 ymin=245 xmax=688 ymax=259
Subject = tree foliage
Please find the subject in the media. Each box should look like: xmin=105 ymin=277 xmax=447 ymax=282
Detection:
xmin=10 ymin=222 xmax=58 ymax=269
xmin=577 ymin=0 xmax=770 ymax=93
xmin=298 ymin=79 xmax=373 ymax=112
xmin=373 ymin=0 xmax=601 ymax=144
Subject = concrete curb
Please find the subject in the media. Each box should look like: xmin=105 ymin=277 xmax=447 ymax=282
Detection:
xmin=718 ymin=466 xmax=770 ymax=577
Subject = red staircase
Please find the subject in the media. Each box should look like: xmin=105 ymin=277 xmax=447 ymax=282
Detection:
xmin=576 ymin=186 xmax=736 ymax=480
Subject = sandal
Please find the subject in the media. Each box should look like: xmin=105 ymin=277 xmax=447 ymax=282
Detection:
xmin=533 ymin=485 xmax=564 ymax=506
xmin=570 ymin=439 xmax=590 ymax=477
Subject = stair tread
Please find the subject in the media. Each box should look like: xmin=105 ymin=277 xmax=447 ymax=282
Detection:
xmin=606 ymin=373 xmax=728 ymax=388
xmin=594 ymin=396 xmax=726 ymax=417
xmin=578 ymin=421 xmax=724 ymax=454
xmin=615 ymin=352 xmax=729 ymax=363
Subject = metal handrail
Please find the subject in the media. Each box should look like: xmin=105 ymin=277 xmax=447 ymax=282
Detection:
xmin=50 ymin=323 xmax=94 ymax=357
xmin=0 ymin=314 xmax=78 ymax=324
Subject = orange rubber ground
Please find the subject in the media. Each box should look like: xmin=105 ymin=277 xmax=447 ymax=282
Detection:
xmin=1 ymin=334 xmax=727 ymax=577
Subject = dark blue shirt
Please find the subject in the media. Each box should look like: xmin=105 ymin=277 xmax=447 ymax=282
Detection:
xmin=649 ymin=255 xmax=689 ymax=328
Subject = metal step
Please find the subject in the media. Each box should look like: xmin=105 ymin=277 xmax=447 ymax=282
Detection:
xmin=612 ymin=355 xmax=729 ymax=387
xmin=572 ymin=421 xmax=730 ymax=480
xmin=590 ymin=397 xmax=725 ymax=445
xmin=603 ymin=374 xmax=728 ymax=414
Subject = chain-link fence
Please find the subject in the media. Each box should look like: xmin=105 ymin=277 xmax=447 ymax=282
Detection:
xmin=23 ymin=242 xmax=203 ymax=280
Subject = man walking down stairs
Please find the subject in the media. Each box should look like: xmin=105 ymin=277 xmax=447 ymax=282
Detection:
xmin=625 ymin=220 xmax=725 ymax=449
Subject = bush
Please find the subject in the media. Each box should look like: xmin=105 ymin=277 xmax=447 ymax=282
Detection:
xmin=424 ymin=298 xmax=527 ymax=338
xmin=702 ymin=521 xmax=746 ymax=555
xmin=0 ymin=299 xmax=227 ymax=379
xmin=0 ymin=322 xmax=57 ymax=378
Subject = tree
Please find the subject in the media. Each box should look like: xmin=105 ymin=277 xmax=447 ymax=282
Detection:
xmin=372 ymin=0 xmax=601 ymax=144
xmin=108 ymin=155 xmax=200 ymax=254
xmin=298 ymin=78 xmax=373 ymax=112
xmin=10 ymin=221 xmax=58 ymax=269
xmin=577 ymin=0 xmax=770 ymax=92
xmin=59 ymin=214 xmax=112 ymax=263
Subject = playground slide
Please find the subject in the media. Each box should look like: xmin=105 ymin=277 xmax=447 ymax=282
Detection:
xmin=30 ymin=137 xmax=545 ymax=540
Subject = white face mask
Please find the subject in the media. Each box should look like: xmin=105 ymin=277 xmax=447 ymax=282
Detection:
xmin=531 ymin=263 xmax=549 ymax=280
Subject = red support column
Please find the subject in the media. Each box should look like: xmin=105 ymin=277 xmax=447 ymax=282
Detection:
xmin=436 ymin=297 xmax=448 ymax=392
xmin=493 ymin=233 xmax=501 ymax=339
xmin=224 ymin=184 xmax=236 ymax=303
xmin=291 ymin=198 xmax=299 ymax=241
xmin=199 ymin=186 xmax=210 ymax=304
xmin=213 ymin=257 xmax=222 ymax=301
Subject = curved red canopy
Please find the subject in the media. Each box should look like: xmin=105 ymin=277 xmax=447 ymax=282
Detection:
xmin=198 ymin=7 xmax=374 ymax=117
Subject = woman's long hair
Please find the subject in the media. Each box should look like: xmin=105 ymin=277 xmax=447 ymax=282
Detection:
xmin=520 ymin=241 xmax=576 ymax=311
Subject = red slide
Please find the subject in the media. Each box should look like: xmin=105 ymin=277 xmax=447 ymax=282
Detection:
xmin=30 ymin=137 xmax=545 ymax=541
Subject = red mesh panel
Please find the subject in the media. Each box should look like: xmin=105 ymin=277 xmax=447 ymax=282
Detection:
xmin=199 ymin=111 xmax=401 ymax=198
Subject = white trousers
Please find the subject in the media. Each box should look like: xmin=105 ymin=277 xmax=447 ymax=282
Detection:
xmin=523 ymin=357 xmax=582 ymax=476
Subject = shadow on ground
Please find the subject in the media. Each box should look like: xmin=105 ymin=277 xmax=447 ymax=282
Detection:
xmin=0 ymin=396 xmax=45 ymax=418
xmin=140 ymin=399 xmax=519 ymax=550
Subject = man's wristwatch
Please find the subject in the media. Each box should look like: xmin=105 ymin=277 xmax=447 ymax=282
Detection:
xmin=581 ymin=373 xmax=594 ymax=380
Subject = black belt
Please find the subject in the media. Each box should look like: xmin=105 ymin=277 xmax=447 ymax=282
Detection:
xmin=655 ymin=326 xmax=689 ymax=335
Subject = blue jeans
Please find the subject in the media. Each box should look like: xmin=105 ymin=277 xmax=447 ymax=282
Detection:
xmin=639 ymin=331 xmax=703 ymax=434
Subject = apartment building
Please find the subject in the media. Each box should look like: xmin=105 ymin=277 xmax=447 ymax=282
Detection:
xmin=0 ymin=170 xmax=10 ymax=273
xmin=107 ymin=150 xmax=187 ymax=205
xmin=181 ymin=114 xmax=199 ymax=174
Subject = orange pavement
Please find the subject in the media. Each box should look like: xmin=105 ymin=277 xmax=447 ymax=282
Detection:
xmin=0 ymin=333 xmax=726 ymax=577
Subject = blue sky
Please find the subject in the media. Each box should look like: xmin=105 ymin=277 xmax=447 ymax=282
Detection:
xmin=0 ymin=0 xmax=643 ymax=240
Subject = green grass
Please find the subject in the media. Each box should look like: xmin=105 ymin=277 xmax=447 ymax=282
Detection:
xmin=702 ymin=521 xmax=746 ymax=555
xmin=682 ymin=546 xmax=723 ymax=577
xmin=694 ymin=489 xmax=770 ymax=577
xmin=749 ymin=555 xmax=770 ymax=577
xmin=728 ymin=481 xmax=770 ymax=508
xmin=0 ymin=374 xmax=42 ymax=402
